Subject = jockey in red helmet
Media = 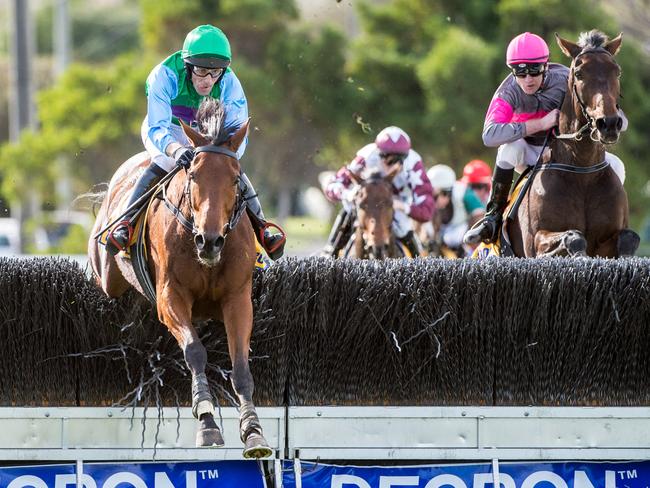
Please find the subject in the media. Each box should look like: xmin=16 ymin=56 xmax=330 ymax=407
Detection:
xmin=464 ymin=32 xmax=627 ymax=246
xmin=322 ymin=126 xmax=434 ymax=258
xmin=424 ymin=164 xmax=485 ymax=255
xmin=461 ymin=159 xmax=492 ymax=204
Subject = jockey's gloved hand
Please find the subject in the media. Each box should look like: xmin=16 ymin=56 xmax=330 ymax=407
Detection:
xmin=173 ymin=146 xmax=195 ymax=169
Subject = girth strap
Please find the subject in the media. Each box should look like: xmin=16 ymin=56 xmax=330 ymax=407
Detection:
xmin=540 ymin=160 xmax=609 ymax=174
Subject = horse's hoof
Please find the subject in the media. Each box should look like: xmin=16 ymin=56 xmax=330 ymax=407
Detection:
xmin=243 ymin=433 xmax=273 ymax=459
xmin=196 ymin=427 xmax=224 ymax=447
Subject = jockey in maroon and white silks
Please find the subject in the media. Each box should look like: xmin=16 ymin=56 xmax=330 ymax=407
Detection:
xmin=326 ymin=143 xmax=434 ymax=233
xmin=484 ymin=60 xmax=626 ymax=182
xmin=322 ymin=126 xmax=434 ymax=257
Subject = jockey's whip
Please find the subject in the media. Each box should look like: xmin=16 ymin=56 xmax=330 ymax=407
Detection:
xmin=93 ymin=165 xmax=183 ymax=239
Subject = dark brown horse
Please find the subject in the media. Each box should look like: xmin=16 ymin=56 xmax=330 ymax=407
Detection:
xmin=345 ymin=168 xmax=403 ymax=259
xmin=88 ymin=100 xmax=272 ymax=458
xmin=510 ymin=31 xmax=639 ymax=257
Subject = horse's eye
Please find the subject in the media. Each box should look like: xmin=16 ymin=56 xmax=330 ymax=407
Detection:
xmin=574 ymin=71 xmax=583 ymax=81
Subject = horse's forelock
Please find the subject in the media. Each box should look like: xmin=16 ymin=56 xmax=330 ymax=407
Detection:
xmin=196 ymin=98 xmax=228 ymax=144
xmin=577 ymin=30 xmax=608 ymax=50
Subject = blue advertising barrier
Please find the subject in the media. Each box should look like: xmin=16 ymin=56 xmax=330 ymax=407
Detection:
xmin=283 ymin=460 xmax=650 ymax=487
xmin=0 ymin=460 xmax=265 ymax=488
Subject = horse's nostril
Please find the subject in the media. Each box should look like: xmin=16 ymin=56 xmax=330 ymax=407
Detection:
xmin=214 ymin=235 xmax=225 ymax=253
xmin=616 ymin=116 xmax=623 ymax=130
xmin=194 ymin=234 xmax=205 ymax=250
xmin=596 ymin=118 xmax=607 ymax=131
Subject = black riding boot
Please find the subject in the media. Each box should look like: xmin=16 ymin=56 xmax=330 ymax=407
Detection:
xmin=322 ymin=208 xmax=352 ymax=257
xmin=399 ymin=230 xmax=422 ymax=257
xmin=463 ymin=167 xmax=514 ymax=245
xmin=241 ymin=172 xmax=286 ymax=260
xmin=107 ymin=163 xmax=167 ymax=255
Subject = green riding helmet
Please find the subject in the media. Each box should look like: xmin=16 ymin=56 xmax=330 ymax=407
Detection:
xmin=182 ymin=24 xmax=231 ymax=69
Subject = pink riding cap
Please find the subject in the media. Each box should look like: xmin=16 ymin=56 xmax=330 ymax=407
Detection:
xmin=506 ymin=32 xmax=550 ymax=65
xmin=375 ymin=126 xmax=411 ymax=155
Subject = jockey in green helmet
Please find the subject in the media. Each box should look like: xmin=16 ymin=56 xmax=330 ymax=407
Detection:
xmin=107 ymin=24 xmax=286 ymax=260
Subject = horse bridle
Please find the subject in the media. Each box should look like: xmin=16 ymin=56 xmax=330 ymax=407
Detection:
xmin=555 ymin=47 xmax=620 ymax=144
xmin=163 ymin=144 xmax=248 ymax=237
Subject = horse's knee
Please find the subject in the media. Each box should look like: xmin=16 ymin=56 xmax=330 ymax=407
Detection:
xmin=563 ymin=230 xmax=587 ymax=256
xmin=618 ymin=229 xmax=640 ymax=257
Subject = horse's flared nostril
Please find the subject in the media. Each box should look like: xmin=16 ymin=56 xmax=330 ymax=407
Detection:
xmin=196 ymin=232 xmax=224 ymax=255
xmin=194 ymin=234 xmax=205 ymax=250
xmin=597 ymin=116 xmax=622 ymax=133
xmin=616 ymin=116 xmax=623 ymax=131
xmin=213 ymin=235 xmax=225 ymax=253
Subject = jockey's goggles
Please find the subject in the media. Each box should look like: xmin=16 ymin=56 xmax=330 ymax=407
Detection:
xmin=190 ymin=65 xmax=225 ymax=79
xmin=510 ymin=63 xmax=546 ymax=78
xmin=379 ymin=153 xmax=405 ymax=165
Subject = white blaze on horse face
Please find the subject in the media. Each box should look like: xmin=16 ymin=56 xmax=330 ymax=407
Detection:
xmin=590 ymin=92 xmax=605 ymax=119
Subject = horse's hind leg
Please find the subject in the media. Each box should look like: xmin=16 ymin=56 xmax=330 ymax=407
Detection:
xmin=158 ymin=287 xmax=224 ymax=447
xmin=534 ymin=229 xmax=587 ymax=257
xmin=222 ymin=287 xmax=272 ymax=459
xmin=617 ymin=229 xmax=640 ymax=257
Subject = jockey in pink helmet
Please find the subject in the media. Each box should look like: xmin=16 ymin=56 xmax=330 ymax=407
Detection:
xmin=464 ymin=32 xmax=627 ymax=246
xmin=506 ymin=32 xmax=549 ymax=64
xmin=322 ymin=126 xmax=434 ymax=257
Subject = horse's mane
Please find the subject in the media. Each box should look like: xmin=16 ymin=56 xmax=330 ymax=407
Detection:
xmin=195 ymin=98 xmax=229 ymax=145
xmin=577 ymin=30 xmax=609 ymax=50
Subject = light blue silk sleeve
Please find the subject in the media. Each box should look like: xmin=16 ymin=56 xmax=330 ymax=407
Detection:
xmin=220 ymin=70 xmax=249 ymax=158
xmin=145 ymin=64 xmax=179 ymax=155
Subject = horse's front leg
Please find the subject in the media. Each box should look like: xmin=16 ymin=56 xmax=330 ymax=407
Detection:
xmin=158 ymin=286 xmax=223 ymax=448
xmin=534 ymin=229 xmax=587 ymax=257
xmin=222 ymin=286 xmax=272 ymax=459
xmin=617 ymin=228 xmax=640 ymax=257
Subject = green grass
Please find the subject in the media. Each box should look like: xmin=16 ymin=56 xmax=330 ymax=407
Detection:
xmin=276 ymin=216 xmax=329 ymax=240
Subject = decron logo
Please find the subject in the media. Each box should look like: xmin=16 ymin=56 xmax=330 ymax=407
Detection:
xmin=6 ymin=470 xmax=205 ymax=488
xmin=331 ymin=469 xmax=617 ymax=488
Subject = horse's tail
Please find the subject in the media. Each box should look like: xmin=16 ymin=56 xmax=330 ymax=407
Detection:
xmin=73 ymin=183 xmax=108 ymax=217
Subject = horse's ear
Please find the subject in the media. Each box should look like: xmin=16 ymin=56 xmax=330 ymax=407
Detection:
xmin=349 ymin=171 xmax=363 ymax=186
xmin=555 ymin=33 xmax=581 ymax=59
xmin=384 ymin=164 xmax=400 ymax=183
xmin=228 ymin=119 xmax=250 ymax=152
xmin=604 ymin=33 xmax=623 ymax=56
xmin=180 ymin=119 xmax=209 ymax=147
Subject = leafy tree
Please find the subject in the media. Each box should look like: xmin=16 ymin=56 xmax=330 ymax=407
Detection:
xmin=0 ymin=55 xmax=149 ymax=202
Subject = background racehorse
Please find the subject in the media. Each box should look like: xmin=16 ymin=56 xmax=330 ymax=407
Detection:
xmin=344 ymin=168 xmax=402 ymax=259
xmin=88 ymin=100 xmax=272 ymax=458
xmin=510 ymin=30 xmax=639 ymax=258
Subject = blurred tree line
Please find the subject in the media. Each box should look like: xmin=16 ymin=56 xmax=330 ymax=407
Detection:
xmin=0 ymin=0 xmax=649 ymax=228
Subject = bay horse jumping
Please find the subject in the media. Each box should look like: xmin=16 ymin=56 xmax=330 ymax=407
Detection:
xmin=509 ymin=30 xmax=639 ymax=257
xmin=345 ymin=168 xmax=403 ymax=259
xmin=88 ymin=99 xmax=272 ymax=458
